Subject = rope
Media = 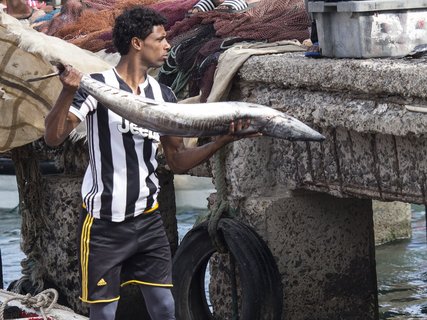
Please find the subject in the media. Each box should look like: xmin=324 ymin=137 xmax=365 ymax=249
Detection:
xmin=207 ymin=147 xmax=240 ymax=318
xmin=208 ymin=147 xmax=230 ymax=254
xmin=0 ymin=288 xmax=72 ymax=320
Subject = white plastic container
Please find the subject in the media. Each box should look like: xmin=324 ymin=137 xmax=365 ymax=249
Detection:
xmin=308 ymin=0 xmax=427 ymax=58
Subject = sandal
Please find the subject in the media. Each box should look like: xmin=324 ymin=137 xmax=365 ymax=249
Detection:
xmin=304 ymin=42 xmax=322 ymax=58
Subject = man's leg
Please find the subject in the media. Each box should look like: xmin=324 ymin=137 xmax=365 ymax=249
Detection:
xmin=89 ymin=301 xmax=119 ymax=320
xmin=139 ymin=285 xmax=175 ymax=320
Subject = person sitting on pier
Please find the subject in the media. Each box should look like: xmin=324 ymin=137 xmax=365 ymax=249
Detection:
xmin=44 ymin=5 xmax=260 ymax=320
xmin=188 ymin=0 xmax=254 ymax=15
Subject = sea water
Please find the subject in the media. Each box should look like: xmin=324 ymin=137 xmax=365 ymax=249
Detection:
xmin=1 ymin=174 xmax=427 ymax=318
xmin=0 ymin=175 xmax=24 ymax=289
xmin=377 ymin=205 xmax=427 ymax=319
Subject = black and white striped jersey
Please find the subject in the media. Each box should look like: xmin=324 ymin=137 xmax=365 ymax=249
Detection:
xmin=69 ymin=68 xmax=176 ymax=222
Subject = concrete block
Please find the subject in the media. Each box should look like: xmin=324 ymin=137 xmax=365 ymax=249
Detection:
xmin=373 ymin=201 xmax=412 ymax=246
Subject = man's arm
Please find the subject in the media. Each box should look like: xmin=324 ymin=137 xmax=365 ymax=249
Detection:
xmin=44 ymin=65 xmax=82 ymax=147
xmin=160 ymin=120 xmax=259 ymax=174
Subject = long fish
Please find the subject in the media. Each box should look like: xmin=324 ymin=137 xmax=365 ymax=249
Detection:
xmin=78 ymin=74 xmax=325 ymax=141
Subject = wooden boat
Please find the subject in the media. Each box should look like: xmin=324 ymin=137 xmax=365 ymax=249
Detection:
xmin=0 ymin=289 xmax=88 ymax=320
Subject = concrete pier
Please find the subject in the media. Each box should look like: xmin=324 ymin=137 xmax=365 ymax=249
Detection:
xmin=203 ymin=52 xmax=427 ymax=319
xmin=373 ymin=201 xmax=411 ymax=246
xmin=239 ymin=192 xmax=377 ymax=319
xmin=7 ymin=52 xmax=427 ymax=319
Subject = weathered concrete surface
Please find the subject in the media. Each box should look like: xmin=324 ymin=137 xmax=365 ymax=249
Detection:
xmin=207 ymin=188 xmax=378 ymax=320
xmin=239 ymin=53 xmax=427 ymax=106
xmin=227 ymin=52 xmax=427 ymax=204
xmin=238 ymin=192 xmax=378 ymax=320
xmin=41 ymin=175 xmax=86 ymax=314
xmin=373 ymin=201 xmax=412 ymax=246
xmin=199 ymin=53 xmax=427 ymax=319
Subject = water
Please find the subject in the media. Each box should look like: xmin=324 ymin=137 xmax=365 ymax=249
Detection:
xmin=0 ymin=175 xmax=25 ymax=289
xmin=377 ymin=205 xmax=427 ymax=319
xmin=1 ymin=174 xmax=427 ymax=318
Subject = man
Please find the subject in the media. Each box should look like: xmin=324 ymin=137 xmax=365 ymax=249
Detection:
xmin=44 ymin=6 xmax=257 ymax=320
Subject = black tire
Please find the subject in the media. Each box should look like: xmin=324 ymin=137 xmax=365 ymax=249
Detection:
xmin=173 ymin=218 xmax=283 ymax=320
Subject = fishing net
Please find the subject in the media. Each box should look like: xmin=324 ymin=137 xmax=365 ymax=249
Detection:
xmin=159 ymin=24 xmax=219 ymax=97
xmin=40 ymin=0 xmax=161 ymax=52
xmin=82 ymin=0 xmax=118 ymax=11
xmin=168 ymin=0 xmax=310 ymax=43
xmin=43 ymin=0 xmax=85 ymax=35
xmin=51 ymin=8 xmax=116 ymax=52
xmin=167 ymin=13 xmax=207 ymax=42
xmin=162 ymin=0 xmax=310 ymax=98
xmin=213 ymin=0 xmax=310 ymax=42
xmin=150 ymin=0 xmax=199 ymax=30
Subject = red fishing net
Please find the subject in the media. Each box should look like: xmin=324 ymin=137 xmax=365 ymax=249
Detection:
xmin=161 ymin=0 xmax=310 ymax=98
xmin=168 ymin=0 xmax=310 ymax=43
xmin=150 ymin=0 xmax=199 ymax=30
xmin=33 ymin=0 xmax=310 ymax=98
xmin=82 ymin=0 xmax=118 ymax=11
xmin=214 ymin=0 xmax=310 ymax=42
xmin=38 ymin=0 xmax=309 ymax=52
xmin=40 ymin=0 xmax=163 ymax=52
xmin=42 ymin=0 xmax=85 ymax=35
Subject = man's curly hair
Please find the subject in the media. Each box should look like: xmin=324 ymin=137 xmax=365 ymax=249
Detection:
xmin=113 ymin=6 xmax=167 ymax=56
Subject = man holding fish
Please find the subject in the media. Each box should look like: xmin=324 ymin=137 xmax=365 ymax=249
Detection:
xmin=44 ymin=6 xmax=261 ymax=320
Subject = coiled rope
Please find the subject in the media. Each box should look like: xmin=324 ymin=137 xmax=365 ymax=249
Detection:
xmin=0 ymin=288 xmax=72 ymax=320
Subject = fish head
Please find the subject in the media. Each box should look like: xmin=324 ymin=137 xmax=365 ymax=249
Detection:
xmin=262 ymin=114 xmax=325 ymax=142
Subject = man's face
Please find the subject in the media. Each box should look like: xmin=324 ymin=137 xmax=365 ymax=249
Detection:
xmin=139 ymin=25 xmax=171 ymax=68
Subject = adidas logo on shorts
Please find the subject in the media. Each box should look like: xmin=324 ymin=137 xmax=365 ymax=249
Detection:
xmin=97 ymin=278 xmax=107 ymax=286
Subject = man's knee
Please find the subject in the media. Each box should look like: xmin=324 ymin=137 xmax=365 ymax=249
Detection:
xmin=140 ymin=285 xmax=175 ymax=320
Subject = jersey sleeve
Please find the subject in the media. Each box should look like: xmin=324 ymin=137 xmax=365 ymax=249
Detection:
xmin=69 ymin=73 xmax=103 ymax=121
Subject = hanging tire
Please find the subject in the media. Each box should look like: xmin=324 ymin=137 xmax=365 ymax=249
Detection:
xmin=172 ymin=218 xmax=283 ymax=320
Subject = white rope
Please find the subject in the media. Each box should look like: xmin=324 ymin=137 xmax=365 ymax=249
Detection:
xmin=405 ymin=104 xmax=427 ymax=113
xmin=0 ymin=288 xmax=73 ymax=320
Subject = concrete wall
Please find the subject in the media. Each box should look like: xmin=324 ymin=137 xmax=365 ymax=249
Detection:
xmin=205 ymin=138 xmax=379 ymax=319
xmin=231 ymin=53 xmax=427 ymax=204
xmin=240 ymin=192 xmax=377 ymax=320
xmin=201 ymin=52 xmax=427 ymax=319
xmin=373 ymin=201 xmax=411 ymax=246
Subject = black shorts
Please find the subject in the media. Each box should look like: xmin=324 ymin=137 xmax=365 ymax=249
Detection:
xmin=78 ymin=210 xmax=172 ymax=303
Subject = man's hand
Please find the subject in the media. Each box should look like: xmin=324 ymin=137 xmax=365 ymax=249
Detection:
xmin=215 ymin=119 xmax=262 ymax=145
xmin=160 ymin=119 xmax=262 ymax=173
xmin=44 ymin=64 xmax=82 ymax=147
xmin=58 ymin=65 xmax=82 ymax=92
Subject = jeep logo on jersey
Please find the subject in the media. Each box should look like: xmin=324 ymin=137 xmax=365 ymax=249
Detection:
xmin=118 ymin=119 xmax=159 ymax=141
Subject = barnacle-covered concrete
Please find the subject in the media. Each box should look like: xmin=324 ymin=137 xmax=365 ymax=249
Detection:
xmin=208 ymin=52 xmax=427 ymax=319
